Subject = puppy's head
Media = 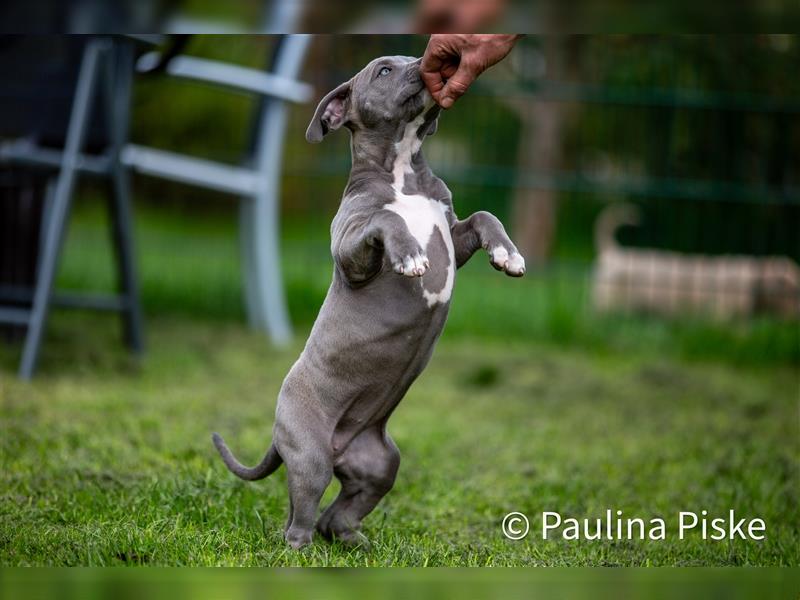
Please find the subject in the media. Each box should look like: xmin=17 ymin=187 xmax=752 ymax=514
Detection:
xmin=306 ymin=55 xmax=436 ymax=143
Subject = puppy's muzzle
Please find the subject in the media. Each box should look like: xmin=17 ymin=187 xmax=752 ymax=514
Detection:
xmin=401 ymin=63 xmax=426 ymax=103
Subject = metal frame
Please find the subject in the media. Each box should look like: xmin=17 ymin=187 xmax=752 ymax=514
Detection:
xmin=242 ymin=35 xmax=311 ymax=340
xmin=122 ymin=34 xmax=312 ymax=343
xmin=0 ymin=37 xmax=144 ymax=378
xmin=1 ymin=33 xmax=313 ymax=377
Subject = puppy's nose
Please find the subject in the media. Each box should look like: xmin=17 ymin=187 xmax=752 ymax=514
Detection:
xmin=407 ymin=58 xmax=423 ymax=81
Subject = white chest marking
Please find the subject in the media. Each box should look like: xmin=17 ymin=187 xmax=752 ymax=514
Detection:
xmin=384 ymin=117 xmax=455 ymax=308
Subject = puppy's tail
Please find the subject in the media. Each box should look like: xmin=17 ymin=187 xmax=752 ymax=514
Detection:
xmin=595 ymin=203 xmax=641 ymax=254
xmin=212 ymin=433 xmax=283 ymax=481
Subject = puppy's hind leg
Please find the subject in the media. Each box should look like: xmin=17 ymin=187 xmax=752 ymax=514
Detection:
xmin=317 ymin=427 xmax=400 ymax=548
xmin=284 ymin=498 xmax=294 ymax=535
xmin=281 ymin=436 xmax=333 ymax=550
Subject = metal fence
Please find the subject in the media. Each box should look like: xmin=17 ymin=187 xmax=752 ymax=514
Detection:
xmin=281 ymin=35 xmax=800 ymax=330
xmin=4 ymin=35 xmax=796 ymax=369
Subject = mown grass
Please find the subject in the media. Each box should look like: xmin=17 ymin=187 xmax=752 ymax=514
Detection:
xmin=1 ymin=197 xmax=798 ymax=566
xmin=1 ymin=312 xmax=798 ymax=566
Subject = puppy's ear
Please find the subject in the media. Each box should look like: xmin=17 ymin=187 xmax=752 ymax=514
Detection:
xmin=306 ymin=80 xmax=352 ymax=143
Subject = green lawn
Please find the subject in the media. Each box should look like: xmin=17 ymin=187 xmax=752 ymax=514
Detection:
xmin=1 ymin=198 xmax=797 ymax=566
xmin=1 ymin=313 xmax=797 ymax=566
xmin=52 ymin=199 xmax=800 ymax=366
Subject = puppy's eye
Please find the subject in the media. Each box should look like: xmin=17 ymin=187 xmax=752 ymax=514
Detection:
xmin=378 ymin=67 xmax=391 ymax=77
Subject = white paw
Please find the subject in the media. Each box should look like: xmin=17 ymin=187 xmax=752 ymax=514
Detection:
xmin=393 ymin=253 xmax=429 ymax=277
xmin=490 ymin=246 xmax=526 ymax=277
xmin=506 ymin=252 xmax=526 ymax=276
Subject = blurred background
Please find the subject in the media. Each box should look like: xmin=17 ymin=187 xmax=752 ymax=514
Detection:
xmin=3 ymin=34 xmax=797 ymax=367
xmin=2 ymin=0 xmax=800 ymax=33
xmin=1 ymin=32 xmax=799 ymax=568
xmin=3 ymin=567 xmax=800 ymax=599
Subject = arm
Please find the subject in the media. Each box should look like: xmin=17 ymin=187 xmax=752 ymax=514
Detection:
xmin=451 ymin=211 xmax=526 ymax=276
xmin=332 ymin=209 xmax=429 ymax=285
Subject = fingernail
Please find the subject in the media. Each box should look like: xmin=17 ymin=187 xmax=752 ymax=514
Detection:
xmin=441 ymin=96 xmax=453 ymax=108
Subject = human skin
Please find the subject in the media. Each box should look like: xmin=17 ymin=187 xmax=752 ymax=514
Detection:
xmin=420 ymin=34 xmax=520 ymax=109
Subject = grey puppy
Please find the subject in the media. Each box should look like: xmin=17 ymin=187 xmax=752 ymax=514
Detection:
xmin=213 ymin=55 xmax=525 ymax=550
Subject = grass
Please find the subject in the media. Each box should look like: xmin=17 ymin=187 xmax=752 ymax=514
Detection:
xmin=52 ymin=197 xmax=800 ymax=366
xmin=1 ymin=196 xmax=797 ymax=566
xmin=1 ymin=313 xmax=798 ymax=566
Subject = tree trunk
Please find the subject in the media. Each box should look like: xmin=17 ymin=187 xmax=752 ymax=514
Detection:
xmin=507 ymin=34 xmax=578 ymax=265
xmin=510 ymin=93 xmax=565 ymax=264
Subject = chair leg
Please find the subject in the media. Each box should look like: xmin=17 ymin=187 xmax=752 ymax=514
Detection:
xmin=239 ymin=199 xmax=264 ymax=331
xmin=107 ymin=150 xmax=144 ymax=353
xmin=19 ymin=39 xmax=105 ymax=379
xmin=36 ymin=180 xmax=56 ymax=270
xmin=104 ymin=39 xmax=144 ymax=353
xmin=241 ymin=190 xmax=292 ymax=344
xmin=239 ymin=35 xmax=311 ymax=345
xmin=240 ymin=84 xmax=290 ymax=339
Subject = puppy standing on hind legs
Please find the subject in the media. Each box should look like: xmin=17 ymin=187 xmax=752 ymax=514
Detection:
xmin=212 ymin=55 xmax=525 ymax=550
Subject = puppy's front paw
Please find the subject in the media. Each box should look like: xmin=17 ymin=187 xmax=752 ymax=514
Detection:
xmin=393 ymin=252 xmax=429 ymax=277
xmin=489 ymin=246 xmax=526 ymax=277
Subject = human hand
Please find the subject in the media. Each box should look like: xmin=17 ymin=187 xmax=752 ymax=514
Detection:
xmin=420 ymin=34 xmax=519 ymax=109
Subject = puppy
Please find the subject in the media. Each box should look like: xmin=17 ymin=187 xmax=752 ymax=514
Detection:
xmin=213 ymin=56 xmax=525 ymax=549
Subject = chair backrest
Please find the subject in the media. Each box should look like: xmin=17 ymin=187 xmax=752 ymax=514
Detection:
xmin=121 ymin=35 xmax=312 ymax=193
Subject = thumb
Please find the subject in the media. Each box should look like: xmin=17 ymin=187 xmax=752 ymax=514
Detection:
xmin=439 ymin=59 xmax=478 ymax=108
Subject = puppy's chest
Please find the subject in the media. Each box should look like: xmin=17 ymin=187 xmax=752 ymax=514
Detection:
xmin=385 ymin=191 xmax=455 ymax=307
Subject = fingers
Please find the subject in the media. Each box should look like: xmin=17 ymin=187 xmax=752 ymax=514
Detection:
xmin=420 ymin=40 xmax=448 ymax=98
xmin=420 ymin=64 xmax=446 ymax=99
xmin=439 ymin=60 xmax=479 ymax=108
xmin=421 ymin=51 xmax=477 ymax=109
xmin=421 ymin=34 xmax=519 ymax=109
